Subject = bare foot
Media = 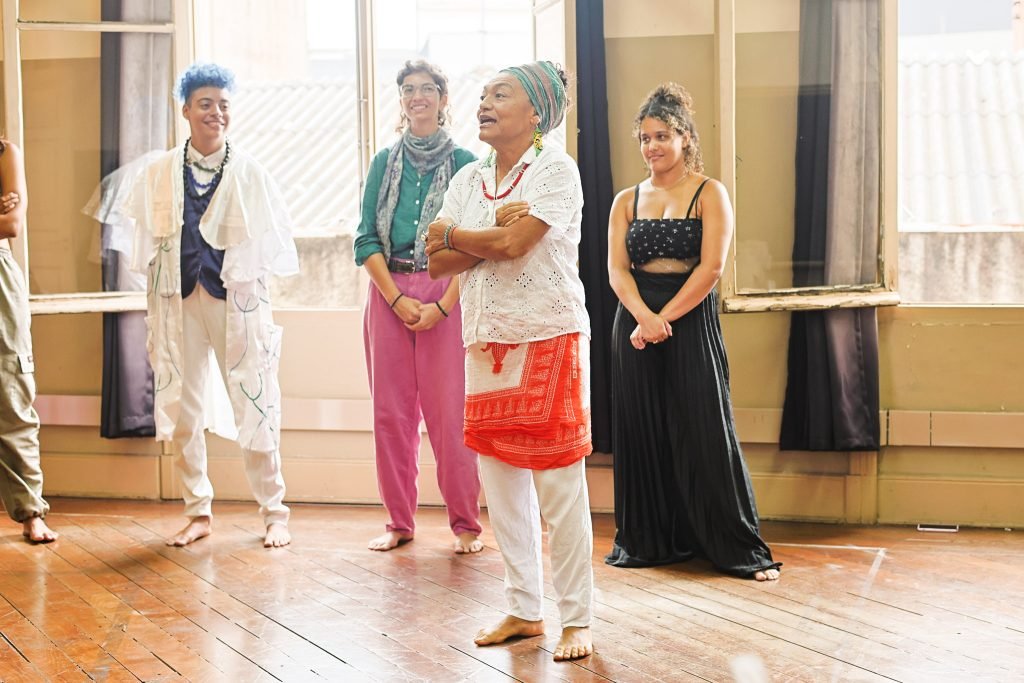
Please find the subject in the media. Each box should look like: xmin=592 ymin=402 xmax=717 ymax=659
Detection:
xmin=454 ymin=532 xmax=483 ymax=554
xmin=753 ymin=568 xmax=781 ymax=581
xmin=553 ymin=626 xmax=593 ymax=661
xmin=22 ymin=517 xmax=58 ymax=543
xmin=264 ymin=522 xmax=291 ymax=548
xmin=367 ymin=530 xmax=413 ymax=551
xmin=166 ymin=516 xmax=211 ymax=546
xmin=474 ymin=615 xmax=545 ymax=646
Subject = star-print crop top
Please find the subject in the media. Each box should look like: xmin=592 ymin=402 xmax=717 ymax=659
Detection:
xmin=625 ymin=178 xmax=710 ymax=266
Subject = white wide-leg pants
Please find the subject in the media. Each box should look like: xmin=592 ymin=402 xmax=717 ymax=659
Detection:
xmin=174 ymin=286 xmax=289 ymax=526
xmin=479 ymin=456 xmax=593 ymax=628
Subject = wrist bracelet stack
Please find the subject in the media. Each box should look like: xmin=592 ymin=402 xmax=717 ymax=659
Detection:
xmin=442 ymin=222 xmax=458 ymax=250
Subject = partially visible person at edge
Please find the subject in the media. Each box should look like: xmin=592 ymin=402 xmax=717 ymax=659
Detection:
xmin=122 ymin=63 xmax=298 ymax=548
xmin=353 ymin=59 xmax=483 ymax=554
xmin=604 ymin=82 xmax=780 ymax=581
xmin=426 ymin=60 xmax=595 ymax=661
xmin=0 ymin=137 xmax=58 ymax=543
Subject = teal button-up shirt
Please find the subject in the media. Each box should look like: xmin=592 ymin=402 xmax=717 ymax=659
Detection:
xmin=353 ymin=144 xmax=476 ymax=266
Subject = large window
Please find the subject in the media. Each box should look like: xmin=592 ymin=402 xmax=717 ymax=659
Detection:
xmin=712 ymin=0 xmax=897 ymax=313
xmin=721 ymin=0 xmax=897 ymax=312
xmin=194 ymin=0 xmax=363 ymax=308
xmin=897 ymin=0 xmax=1024 ymax=304
xmin=5 ymin=0 xmax=558 ymax=313
xmin=3 ymin=0 xmax=183 ymax=312
xmin=195 ymin=0 xmax=545 ymax=308
xmin=371 ymin=0 xmax=536 ymax=160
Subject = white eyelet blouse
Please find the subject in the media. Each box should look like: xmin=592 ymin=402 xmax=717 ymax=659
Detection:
xmin=438 ymin=146 xmax=591 ymax=346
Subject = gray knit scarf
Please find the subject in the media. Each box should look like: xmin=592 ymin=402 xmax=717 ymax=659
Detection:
xmin=374 ymin=128 xmax=455 ymax=267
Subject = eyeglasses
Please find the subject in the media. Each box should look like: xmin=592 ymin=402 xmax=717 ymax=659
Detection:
xmin=400 ymin=83 xmax=440 ymax=98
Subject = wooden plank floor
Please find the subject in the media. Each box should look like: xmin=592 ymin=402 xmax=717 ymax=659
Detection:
xmin=1 ymin=499 xmax=1022 ymax=682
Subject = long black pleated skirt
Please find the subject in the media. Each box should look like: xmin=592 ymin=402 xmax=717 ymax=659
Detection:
xmin=605 ymin=270 xmax=780 ymax=577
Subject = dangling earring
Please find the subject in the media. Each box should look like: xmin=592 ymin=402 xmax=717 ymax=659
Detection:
xmin=484 ymin=148 xmax=496 ymax=167
xmin=532 ymin=127 xmax=544 ymax=155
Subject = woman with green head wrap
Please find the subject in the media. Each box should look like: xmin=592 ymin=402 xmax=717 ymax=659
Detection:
xmin=425 ymin=61 xmax=595 ymax=662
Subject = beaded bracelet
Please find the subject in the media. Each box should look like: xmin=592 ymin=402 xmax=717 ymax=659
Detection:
xmin=435 ymin=301 xmax=449 ymax=318
xmin=390 ymin=292 xmax=404 ymax=309
xmin=442 ymin=222 xmax=457 ymax=250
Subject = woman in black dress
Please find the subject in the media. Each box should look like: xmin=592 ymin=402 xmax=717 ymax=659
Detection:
xmin=604 ymin=83 xmax=779 ymax=581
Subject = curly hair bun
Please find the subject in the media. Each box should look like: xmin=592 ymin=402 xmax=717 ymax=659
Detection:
xmin=650 ymin=82 xmax=693 ymax=111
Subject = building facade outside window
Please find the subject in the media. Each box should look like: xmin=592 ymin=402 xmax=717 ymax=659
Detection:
xmin=898 ymin=0 xmax=1024 ymax=304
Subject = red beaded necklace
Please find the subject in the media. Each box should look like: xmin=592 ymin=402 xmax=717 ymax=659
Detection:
xmin=482 ymin=163 xmax=530 ymax=200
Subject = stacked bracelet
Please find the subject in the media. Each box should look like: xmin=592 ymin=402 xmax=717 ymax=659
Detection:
xmin=390 ymin=292 xmax=404 ymax=309
xmin=435 ymin=301 xmax=449 ymax=318
xmin=442 ymin=222 xmax=457 ymax=250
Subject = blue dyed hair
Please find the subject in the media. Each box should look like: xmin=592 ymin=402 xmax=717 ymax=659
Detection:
xmin=175 ymin=62 xmax=236 ymax=103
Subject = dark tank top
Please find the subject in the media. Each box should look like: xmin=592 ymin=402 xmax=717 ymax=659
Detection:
xmin=626 ymin=178 xmax=709 ymax=266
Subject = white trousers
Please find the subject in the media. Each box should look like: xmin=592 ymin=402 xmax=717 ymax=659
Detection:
xmin=479 ymin=456 xmax=594 ymax=628
xmin=175 ymin=286 xmax=289 ymax=526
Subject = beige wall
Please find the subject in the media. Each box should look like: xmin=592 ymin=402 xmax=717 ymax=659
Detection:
xmin=605 ymin=34 xmax=719 ymax=193
xmin=602 ymin=0 xmax=1024 ymax=527
xmin=21 ymin=0 xmax=1024 ymax=529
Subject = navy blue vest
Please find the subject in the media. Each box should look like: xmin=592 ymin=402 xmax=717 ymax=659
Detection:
xmin=180 ymin=170 xmax=227 ymax=300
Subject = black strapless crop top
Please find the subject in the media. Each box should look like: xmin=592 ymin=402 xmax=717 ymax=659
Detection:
xmin=626 ymin=179 xmax=709 ymax=266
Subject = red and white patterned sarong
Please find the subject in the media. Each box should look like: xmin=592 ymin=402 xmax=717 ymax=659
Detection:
xmin=464 ymin=332 xmax=591 ymax=470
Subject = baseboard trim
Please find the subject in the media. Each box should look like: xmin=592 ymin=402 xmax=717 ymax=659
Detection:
xmin=36 ymin=396 xmax=1024 ymax=449
xmin=37 ymin=452 xmax=1024 ymax=527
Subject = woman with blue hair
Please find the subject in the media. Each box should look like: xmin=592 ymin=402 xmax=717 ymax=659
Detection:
xmin=116 ymin=62 xmax=298 ymax=548
xmin=426 ymin=60 xmax=594 ymax=662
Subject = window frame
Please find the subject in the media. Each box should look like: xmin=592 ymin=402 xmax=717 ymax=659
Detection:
xmin=9 ymin=0 xmax=559 ymax=315
xmin=716 ymin=0 xmax=900 ymax=313
xmin=3 ymin=0 xmax=191 ymax=315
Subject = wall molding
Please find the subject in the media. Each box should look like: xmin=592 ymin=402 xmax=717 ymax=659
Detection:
xmin=35 ymin=397 xmax=1024 ymax=527
xmin=36 ymin=395 xmax=1024 ymax=449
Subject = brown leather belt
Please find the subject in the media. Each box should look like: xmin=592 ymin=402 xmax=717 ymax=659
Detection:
xmin=388 ymin=258 xmax=426 ymax=274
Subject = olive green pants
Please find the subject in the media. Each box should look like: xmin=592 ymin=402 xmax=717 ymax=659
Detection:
xmin=0 ymin=247 xmax=48 ymax=523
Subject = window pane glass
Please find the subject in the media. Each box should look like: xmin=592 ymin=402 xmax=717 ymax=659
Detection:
xmin=735 ymin=0 xmax=882 ymax=292
xmin=898 ymin=0 xmax=1024 ymax=303
xmin=371 ymin=0 xmax=537 ymax=159
xmin=195 ymin=0 xmax=361 ymax=309
xmin=21 ymin=30 xmax=173 ymax=295
xmin=19 ymin=0 xmax=172 ymax=23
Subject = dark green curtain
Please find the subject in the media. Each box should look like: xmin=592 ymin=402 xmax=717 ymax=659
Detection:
xmin=780 ymin=0 xmax=880 ymax=452
xmin=98 ymin=0 xmax=157 ymax=438
xmin=575 ymin=0 xmax=617 ymax=453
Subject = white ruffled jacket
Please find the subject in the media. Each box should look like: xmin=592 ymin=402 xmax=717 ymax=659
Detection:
xmin=122 ymin=145 xmax=299 ymax=451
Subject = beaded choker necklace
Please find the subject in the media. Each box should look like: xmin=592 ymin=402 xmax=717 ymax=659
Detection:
xmin=183 ymin=137 xmax=231 ymax=198
xmin=184 ymin=137 xmax=231 ymax=174
xmin=482 ymin=163 xmax=530 ymax=200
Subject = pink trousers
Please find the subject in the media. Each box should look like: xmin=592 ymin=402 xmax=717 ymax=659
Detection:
xmin=363 ymin=272 xmax=481 ymax=536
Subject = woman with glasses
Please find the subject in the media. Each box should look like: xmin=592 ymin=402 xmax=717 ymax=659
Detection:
xmin=354 ymin=59 xmax=482 ymax=553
